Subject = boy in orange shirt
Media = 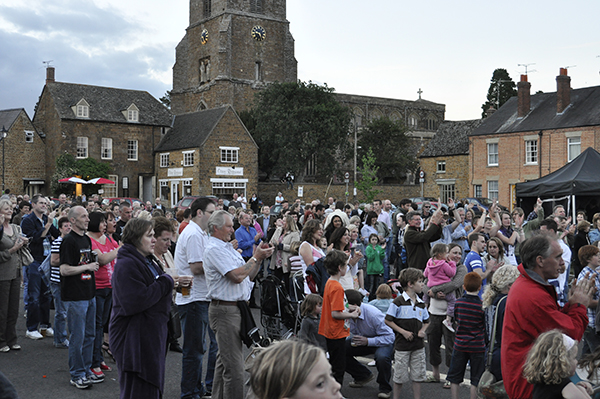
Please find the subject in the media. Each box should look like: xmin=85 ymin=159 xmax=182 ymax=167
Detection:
xmin=319 ymin=249 xmax=360 ymax=385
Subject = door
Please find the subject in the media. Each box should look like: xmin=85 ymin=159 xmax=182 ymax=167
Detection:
xmin=170 ymin=181 xmax=180 ymax=208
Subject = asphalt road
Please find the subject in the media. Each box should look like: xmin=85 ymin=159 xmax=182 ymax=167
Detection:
xmin=0 ymin=297 xmax=472 ymax=399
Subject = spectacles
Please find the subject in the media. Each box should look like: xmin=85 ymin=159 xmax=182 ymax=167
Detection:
xmin=423 ymin=206 xmax=431 ymax=209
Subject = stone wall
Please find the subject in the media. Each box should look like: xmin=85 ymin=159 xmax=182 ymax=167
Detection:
xmin=257 ymin=182 xmax=421 ymax=206
xmin=420 ymin=154 xmax=469 ymax=201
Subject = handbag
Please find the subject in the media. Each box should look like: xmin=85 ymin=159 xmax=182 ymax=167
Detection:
xmin=477 ymin=296 xmax=509 ymax=399
xmin=13 ymin=225 xmax=34 ymax=267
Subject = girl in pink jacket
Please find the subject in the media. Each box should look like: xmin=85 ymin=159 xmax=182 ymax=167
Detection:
xmin=424 ymin=243 xmax=457 ymax=332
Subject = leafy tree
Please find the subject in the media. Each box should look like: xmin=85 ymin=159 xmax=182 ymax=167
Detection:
xmin=481 ymin=68 xmax=517 ymax=117
xmin=250 ymin=81 xmax=352 ymax=180
xmin=160 ymin=90 xmax=172 ymax=109
xmin=355 ymin=147 xmax=381 ymax=203
xmin=50 ymin=154 xmax=111 ymax=196
xmin=357 ymin=117 xmax=417 ymax=183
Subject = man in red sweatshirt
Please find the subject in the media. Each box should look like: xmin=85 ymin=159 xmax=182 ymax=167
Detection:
xmin=501 ymin=234 xmax=594 ymax=399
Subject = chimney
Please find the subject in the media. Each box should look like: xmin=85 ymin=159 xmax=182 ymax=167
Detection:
xmin=556 ymin=68 xmax=571 ymax=114
xmin=46 ymin=66 xmax=55 ymax=84
xmin=517 ymin=74 xmax=531 ymax=117
xmin=485 ymin=105 xmax=496 ymax=118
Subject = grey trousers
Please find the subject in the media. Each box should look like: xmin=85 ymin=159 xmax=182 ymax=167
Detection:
xmin=209 ymin=303 xmax=243 ymax=399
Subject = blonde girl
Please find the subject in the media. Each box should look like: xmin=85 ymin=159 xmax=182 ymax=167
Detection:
xmin=523 ymin=329 xmax=592 ymax=399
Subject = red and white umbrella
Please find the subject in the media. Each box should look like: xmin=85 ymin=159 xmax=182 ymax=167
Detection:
xmin=87 ymin=177 xmax=115 ymax=185
xmin=58 ymin=177 xmax=87 ymax=184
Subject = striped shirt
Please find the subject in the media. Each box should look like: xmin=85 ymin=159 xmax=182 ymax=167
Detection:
xmin=385 ymin=291 xmax=429 ymax=351
xmin=577 ymin=265 xmax=600 ymax=329
xmin=49 ymin=236 xmax=63 ymax=284
xmin=454 ymin=293 xmax=485 ymax=353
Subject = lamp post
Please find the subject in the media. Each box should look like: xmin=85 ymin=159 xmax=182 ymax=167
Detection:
xmin=0 ymin=126 xmax=7 ymax=195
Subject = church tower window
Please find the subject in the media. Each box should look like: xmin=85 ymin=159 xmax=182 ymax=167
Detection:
xmin=199 ymin=57 xmax=211 ymax=84
xmin=250 ymin=0 xmax=263 ymax=13
xmin=255 ymin=62 xmax=262 ymax=81
xmin=203 ymin=0 xmax=211 ymax=18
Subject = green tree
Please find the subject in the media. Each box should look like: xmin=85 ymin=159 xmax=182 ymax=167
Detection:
xmin=50 ymin=154 xmax=111 ymax=196
xmin=250 ymin=81 xmax=352 ymax=180
xmin=355 ymin=148 xmax=381 ymax=203
xmin=481 ymin=68 xmax=517 ymax=117
xmin=159 ymin=90 xmax=172 ymax=109
xmin=357 ymin=117 xmax=417 ymax=183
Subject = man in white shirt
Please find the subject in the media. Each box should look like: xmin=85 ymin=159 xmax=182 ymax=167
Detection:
xmin=175 ymin=197 xmax=218 ymax=399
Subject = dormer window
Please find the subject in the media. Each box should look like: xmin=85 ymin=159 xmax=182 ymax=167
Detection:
xmin=123 ymin=104 xmax=139 ymax=122
xmin=73 ymin=99 xmax=90 ymax=118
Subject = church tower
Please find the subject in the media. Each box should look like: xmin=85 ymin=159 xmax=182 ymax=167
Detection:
xmin=171 ymin=0 xmax=297 ymax=114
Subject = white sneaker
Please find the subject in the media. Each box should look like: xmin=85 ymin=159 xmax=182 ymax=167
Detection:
xmin=40 ymin=328 xmax=54 ymax=337
xmin=442 ymin=319 xmax=455 ymax=333
xmin=26 ymin=330 xmax=44 ymax=340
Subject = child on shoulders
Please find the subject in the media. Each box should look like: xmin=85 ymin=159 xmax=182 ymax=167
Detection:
xmin=424 ymin=243 xmax=457 ymax=332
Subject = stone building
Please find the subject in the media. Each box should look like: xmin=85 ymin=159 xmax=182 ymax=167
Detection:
xmin=0 ymin=109 xmax=46 ymax=196
xmin=33 ymin=67 xmax=172 ymax=200
xmin=469 ymin=69 xmax=600 ymax=208
xmin=419 ymin=119 xmax=482 ymax=202
xmin=171 ymin=0 xmax=297 ymax=114
xmin=154 ymin=105 xmax=258 ymax=207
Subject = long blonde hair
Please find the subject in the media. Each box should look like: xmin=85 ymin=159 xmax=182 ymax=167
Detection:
xmin=482 ymin=265 xmax=519 ymax=308
xmin=522 ymin=329 xmax=577 ymax=385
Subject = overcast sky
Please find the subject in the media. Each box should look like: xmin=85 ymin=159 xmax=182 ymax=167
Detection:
xmin=1 ymin=0 xmax=599 ymax=121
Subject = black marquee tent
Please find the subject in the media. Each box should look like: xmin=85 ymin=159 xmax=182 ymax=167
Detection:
xmin=516 ymin=147 xmax=600 ymax=217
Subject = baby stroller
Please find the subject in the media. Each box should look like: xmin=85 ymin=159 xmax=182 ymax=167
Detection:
xmin=260 ymin=275 xmax=302 ymax=341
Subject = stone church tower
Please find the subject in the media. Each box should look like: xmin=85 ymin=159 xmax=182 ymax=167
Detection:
xmin=171 ymin=0 xmax=297 ymax=114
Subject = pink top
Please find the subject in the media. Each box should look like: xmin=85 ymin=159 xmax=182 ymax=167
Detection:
xmin=424 ymin=258 xmax=456 ymax=287
xmin=91 ymin=235 xmax=119 ymax=289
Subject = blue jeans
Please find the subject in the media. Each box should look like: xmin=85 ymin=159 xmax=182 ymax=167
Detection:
xmin=345 ymin=338 xmax=393 ymax=393
xmin=92 ymin=288 xmax=112 ymax=368
xmin=49 ymin=282 xmax=68 ymax=346
xmin=25 ymin=261 xmax=52 ymax=332
xmin=180 ymin=301 xmax=218 ymax=398
xmin=66 ymin=299 xmax=96 ymax=380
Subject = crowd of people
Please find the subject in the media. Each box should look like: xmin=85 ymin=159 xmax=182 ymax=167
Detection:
xmin=2 ymin=191 xmax=600 ymax=399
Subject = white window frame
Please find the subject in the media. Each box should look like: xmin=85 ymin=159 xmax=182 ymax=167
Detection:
xmin=220 ymin=146 xmax=239 ymax=163
xmin=127 ymin=140 xmax=138 ymax=161
xmin=436 ymin=160 xmax=446 ymax=173
xmin=76 ymin=137 xmax=88 ymax=159
xmin=525 ymin=139 xmax=538 ymax=165
xmin=568 ymin=137 xmax=581 ymax=162
xmin=103 ymin=174 xmax=118 ymax=198
xmin=101 ymin=138 xmax=113 ymax=160
xmin=183 ymin=150 xmax=195 ymax=167
xmin=488 ymin=180 xmax=499 ymax=200
xmin=474 ymin=184 xmax=482 ymax=198
xmin=76 ymin=104 xmax=89 ymax=118
xmin=160 ymin=153 xmax=170 ymax=168
xmin=439 ymin=183 xmax=455 ymax=203
xmin=487 ymin=143 xmax=499 ymax=166
xmin=127 ymin=109 xmax=139 ymax=122
xmin=24 ymin=130 xmax=34 ymax=143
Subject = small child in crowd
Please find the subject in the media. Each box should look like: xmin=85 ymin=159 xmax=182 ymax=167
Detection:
xmin=319 ymin=237 xmax=328 ymax=251
xmin=447 ymin=272 xmax=485 ymax=399
xmin=365 ymin=233 xmax=385 ymax=297
xmin=318 ymin=249 xmax=359 ymax=385
xmin=385 ymin=268 xmax=429 ymax=399
xmin=369 ymin=284 xmax=394 ymax=314
xmin=523 ymin=329 xmax=593 ymax=399
xmin=424 ymin=243 xmax=457 ymax=332
xmin=298 ymin=293 xmax=327 ymax=351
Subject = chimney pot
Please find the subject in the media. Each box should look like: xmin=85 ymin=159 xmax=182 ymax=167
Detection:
xmin=556 ymin=68 xmax=571 ymax=114
xmin=46 ymin=66 xmax=55 ymax=84
xmin=517 ymin=74 xmax=531 ymax=117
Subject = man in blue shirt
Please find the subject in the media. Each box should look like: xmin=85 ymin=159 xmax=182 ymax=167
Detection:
xmin=234 ymin=212 xmax=262 ymax=261
xmin=464 ymin=233 xmax=498 ymax=298
xmin=344 ymin=289 xmax=395 ymax=398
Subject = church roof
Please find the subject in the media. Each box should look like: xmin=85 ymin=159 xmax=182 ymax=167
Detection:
xmin=420 ymin=119 xmax=483 ymax=157
xmin=43 ymin=82 xmax=172 ymax=126
xmin=0 ymin=108 xmax=24 ymax=131
xmin=470 ymin=85 xmax=600 ymax=136
xmin=154 ymin=106 xmax=231 ymax=152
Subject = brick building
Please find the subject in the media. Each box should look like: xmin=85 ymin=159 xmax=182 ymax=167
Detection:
xmin=171 ymin=0 xmax=297 ymax=114
xmin=419 ymin=119 xmax=482 ymax=202
xmin=33 ymin=67 xmax=172 ymax=200
xmin=154 ymin=106 xmax=258 ymax=207
xmin=469 ymin=69 xmax=600 ymax=208
xmin=0 ymin=109 xmax=46 ymax=196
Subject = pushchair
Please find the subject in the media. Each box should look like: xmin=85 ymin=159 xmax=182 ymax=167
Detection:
xmin=260 ymin=275 xmax=302 ymax=341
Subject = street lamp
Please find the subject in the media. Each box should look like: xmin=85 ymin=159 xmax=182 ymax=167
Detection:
xmin=0 ymin=126 xmax=6 ymax=195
